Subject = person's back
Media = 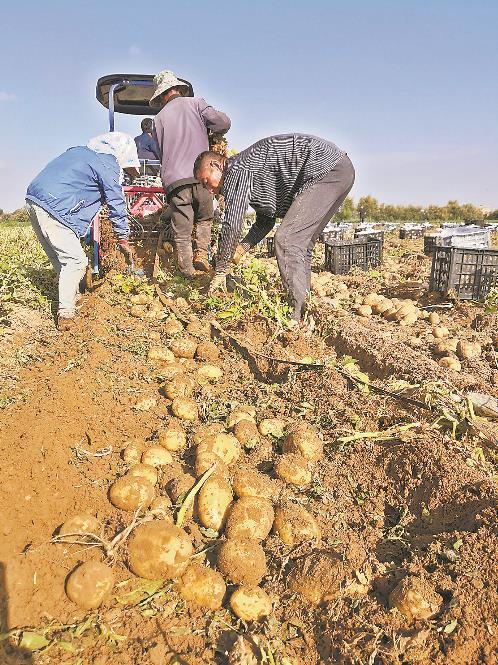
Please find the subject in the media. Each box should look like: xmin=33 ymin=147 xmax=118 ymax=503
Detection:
xmin=154 ymin=95 xmax=230 ymax=195
xmin=134 ymin=118 xmax=160 ymax=162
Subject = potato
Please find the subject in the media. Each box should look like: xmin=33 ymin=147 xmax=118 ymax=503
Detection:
xmin=122 ymin=440 xmax=146 ymax=464
xmin=389 ymin=576 xmax=442 ymax=621
xmin=434 ymin=338 xmax=458 ymax=355
xmin=362 ymin=293 xmax=383 ymax=307
xmin=180 ymin=357 xmax=197 ymax=371
xmin=172 ymin=397 xmax=199 ymax=421
xmin=227 ymin=409 xmax=256 ymax=430
xmin=109 ymin=476 xmax=154 ymax=511
xmin=197 ymin=432 xmax=241 ymax=465
xmin=193 ymin=423 xmax=225 ymax=445
xmin=163 ymin=319 xmax=184 ymax=336
xmin=128 ymin=522 xmax=193 ymax=579
xmin=237 ymin=405 xmax=257 ymax=417
xmin=198 ymin=476 xmax=233 ymax=531
xmin=147 ymin=346 xmax=175 ymax=363
xmin=130 ymin=293 xmax=152 ymax=305
xmin=163 ymin=241 xmax=174 ymax=254
xmin=433 ymin=326 xmax=449 ymax=339
xmin=275 ymin=454 xmax=312 ymax=486
xmin=428 ymin=312 xmax=440 ymax=325
xmin=273 ymin=504 xmax=321 ymax=546
xmin=234 ymin=420 xmax=260 ymax=448
xmin=170 ymin=338 xmax=198 ymax=359
xmin=195 ymin=340 xmax=220 ymax=362
xmin=149 ymin=331 xmax=161 ymax=341
xmin=66 ymin=561 xmax=114 ymax=610
xmin=384 ymin=308 xmax=399 ymax=321
xmin=400 ymin=312 xmax=418 ymax=327
xmin=282 ymin=424 xmax=323 ymax=462
xmin=258 ymin=418 xmax=285 ymax=437
xmin=149 ymin=496 xmax=173 ymax=520
xmin=456 ymin=340 xmax=481 ymax=360
xmin=142 ymin=446 xmax=174 ymax=468
xmin=162 ymin=375 xmax=196 ymax=400
xmin=439 ymin=356 xmax=461 ymax=371
xmin=374 ymin=299 xmax=393 ymax=315
xmin=176 ymin=563 xmax=226 ymax=610
xmin=288 ymin=552 xmax=345 ymax=604
xmin=130 ymin=304 xmax=146 ymax=318
xmin=186 ymin=319 xmax=211 ymax=338
xmin=128 ymin=463 xmax=158 ymax=485
xmin=158 ymin=427 xmax=187 ymax=452
xmin=160 ymin=363 xmax=185 ymax=381
xmin=393 ymin=304 xmax=416 ymax=321
xmin=196 ymin=364 xmax=223 ymax=384
xmin=217 ymin=539 xmax=267 ymax=586
xmin=225 ymin=497 xmax=274 ymax=541
xmin=59 ymin=515 xmax=100 ymax=538
xmin=167 ymin=473 xmax=196 ymax=503
xmin=355 ymin=305 xmax=372 ymax=317
xmin=232 ymin=468 xmax=279 ymax=501
xmin=194 ymin=451 xmax=229 ymax=479
xmin=230 ymin=587 xmax=272 ymax=621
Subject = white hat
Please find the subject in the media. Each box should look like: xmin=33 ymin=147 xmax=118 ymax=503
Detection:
xmin=87 ymin=132 xmax=140 ymax=169
xmin=149 ymin=69 xmax=189 ymax=108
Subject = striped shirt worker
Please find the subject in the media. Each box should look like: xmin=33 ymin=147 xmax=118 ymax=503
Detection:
xmin=195 ymin=133 xmax=355 ymax=321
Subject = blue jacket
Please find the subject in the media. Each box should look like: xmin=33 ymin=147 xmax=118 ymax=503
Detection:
xmin=26 ymin=146 xmax=129 ymax=239
xmin=134 ymin=132 xmax=160 ymax=161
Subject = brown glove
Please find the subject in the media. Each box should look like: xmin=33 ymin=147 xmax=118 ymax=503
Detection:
xmin=232 ymin=244 xmax=247 ymax=265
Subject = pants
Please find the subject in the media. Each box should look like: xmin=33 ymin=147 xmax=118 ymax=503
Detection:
xmin=26 ymin=202 xmax=88 ymax=318
xmin=168 ymin=183 xmax=213 ymax=273
xmin=274 ymin=155 xmax=355 ymax=320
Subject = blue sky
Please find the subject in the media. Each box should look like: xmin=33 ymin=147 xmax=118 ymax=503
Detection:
xmin=0 ymin=0 xmax=497 ymax=212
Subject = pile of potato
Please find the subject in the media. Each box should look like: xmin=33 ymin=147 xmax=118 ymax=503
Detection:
xmin=354 ymin=293 xmax=422 ymax=327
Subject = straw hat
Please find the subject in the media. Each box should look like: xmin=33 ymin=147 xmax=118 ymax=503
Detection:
xmin=149 ymin=70 xmax=189 ymax=108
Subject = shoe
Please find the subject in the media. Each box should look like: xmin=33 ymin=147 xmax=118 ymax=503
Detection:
xmin=57 ymin=315 xmax=77 ymax=331
xmin=193 ymin=250 xmax=210 ymax=272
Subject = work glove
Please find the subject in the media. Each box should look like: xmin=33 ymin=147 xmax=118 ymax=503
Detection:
xmin=232 ymin=244 xmax=247 ymax=265
xmin=208 ymin=272 xmax=227 ymax=295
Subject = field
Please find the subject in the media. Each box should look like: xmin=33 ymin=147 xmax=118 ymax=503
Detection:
xmin=0 ymin=225 xmax=497 ymax=665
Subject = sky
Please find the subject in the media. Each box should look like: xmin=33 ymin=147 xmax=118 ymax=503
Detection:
xmin=0 ymin=0 xmax=497 ymax=212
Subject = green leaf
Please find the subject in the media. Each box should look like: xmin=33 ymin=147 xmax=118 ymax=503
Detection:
xmin=20 ymin=631 xmax=50 ymax=651
xmin=443 ymin=619 xmax=458 ymax=634
xmin=453 ymin=538 xmax=463 ymax=551
xmin=57 ymin=640 xmax=76 ymax=653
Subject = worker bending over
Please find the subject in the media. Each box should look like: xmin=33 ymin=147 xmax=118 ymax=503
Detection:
xmin=25 ymin=132 xmax=139 ymax=330
xmin=151 ymin=69 xmax=231 ymax=277
xmin=194 ymin=134 xmax=355 ymax=322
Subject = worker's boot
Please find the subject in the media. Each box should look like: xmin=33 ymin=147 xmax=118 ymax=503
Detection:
xmin=175 ymin=242 xmax=196 ymax=278
xmin=193 ymin=249 xmax=210 ymax=272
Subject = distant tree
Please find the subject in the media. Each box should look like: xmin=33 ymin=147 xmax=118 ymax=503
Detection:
xmin=357 ymin=195 xmax=379 ymax=220
xmin=336 ymin=196 xmax=355 ymax=220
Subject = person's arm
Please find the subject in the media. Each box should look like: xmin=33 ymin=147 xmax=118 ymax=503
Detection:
xmin=96 ymin=166 xmax=129 ymax=240
xmin=241 ymin=213 xmax=276 ymax=249
xmin=215 ymin=169 xmax=251 ymax=274
xmin=152 ymin=121 xmax=163 ymax=160
xmin=198 ymin=98 xmax=231 ymax=135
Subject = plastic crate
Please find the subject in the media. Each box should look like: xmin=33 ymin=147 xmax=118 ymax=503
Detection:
xmin=267 ymin=236 xmax=275 ymax=257
xmin=399 ymin=228 xmax=424 ymax=239
xmin=355 ymin=230 xmax=385 ymax=242
xmin=324 ymin=238 xmax=383 ymax=275
xmin=440 ymin=227 xmax=491 ymax=249
xmin=429 ymin=246 xmax=498 ymax=300
xmin=424 ymin=234 xmax=440 ymax=256
xmin=321 ymin=229 xmax=347 ymax=243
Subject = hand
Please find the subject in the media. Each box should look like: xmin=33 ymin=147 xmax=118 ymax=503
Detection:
xmin=118 ymin=239 xmax=134 ymax=259
xmin=232 ymin=244 xmax=247 ymax=265
xmin=208 ymin=272 xmax=227 ymax=295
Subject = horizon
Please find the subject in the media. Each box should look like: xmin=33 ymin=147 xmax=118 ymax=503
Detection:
xmin=0 ymin=0 xmax=497 ymax=213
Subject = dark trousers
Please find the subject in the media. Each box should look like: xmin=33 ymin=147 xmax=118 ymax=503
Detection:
xmin=169 ymin=183 xmax=214 ymax=272
xmin=275 ymin=155 xmax=355 ymax=320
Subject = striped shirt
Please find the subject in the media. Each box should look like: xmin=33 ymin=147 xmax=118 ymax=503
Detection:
xmin=216 ymin=133 xmax=345 ymax=273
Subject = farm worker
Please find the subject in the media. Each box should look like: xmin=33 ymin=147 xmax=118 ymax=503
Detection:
xmin=25 ymin=132 xmax=140 ymax=330
xmin=193 ymin=134 xmax=355 ymax=323
xmin=150 ymin=69 xmax=231 ymax=277
xmin=134 ymin=118 xmax=160 ymax=174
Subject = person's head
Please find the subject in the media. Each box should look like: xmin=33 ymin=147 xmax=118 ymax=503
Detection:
xmin=87 ymin=132 xmax=140 ymax=179
xmin=141 ymin=118 xmax=153 ymax=134
xmin=149 ymin=69 xmax=189 ymax=109
xmin=193 ymin=151 xmax=227 ymax=194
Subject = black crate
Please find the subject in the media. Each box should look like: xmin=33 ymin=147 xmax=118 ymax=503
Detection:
xmin=324 ymin=238 xmax=383 ymax=275
xmin=399 ymin=228 xmax=424 ymax=239
xmin=429 ymin=246 xmax=498 ymax=300
xmin=424 ymin=235 xmax=439 ymax=256
xmin=267 ymin=236 xmax=275 ymax=257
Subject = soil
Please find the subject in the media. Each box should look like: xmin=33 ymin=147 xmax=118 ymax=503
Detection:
xmin=0 ymin=232 xmax=497 ymax=664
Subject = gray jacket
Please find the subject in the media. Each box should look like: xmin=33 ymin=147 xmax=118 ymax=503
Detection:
xmin=153 ymin=95 xmax=230 ymax=196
